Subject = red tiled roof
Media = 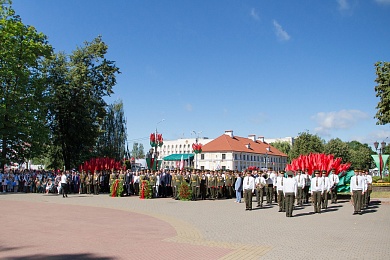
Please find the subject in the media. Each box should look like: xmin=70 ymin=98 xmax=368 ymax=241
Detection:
xmin=202 ymin=134 xmax=287 ymax=157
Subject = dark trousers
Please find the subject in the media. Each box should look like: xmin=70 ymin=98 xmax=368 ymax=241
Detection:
xmin=277 ymin=190 xmax=285 ymax=211
xmin=61 ymin=183 xmax=68 ymax=197
xmin=266 ymin=185 xmax=273 ymax=203
xmin=296 ymin=187 xmax=303 ymax=205
xmin=191 ymin=186 xmax=198 ymax=200
xmin=244 ymin=189 xmax=252 ymax=210
xmin=256 ymin=187 xmax=264 ymax=206
xmin=322 ymin=192 xmax=328 ymax=209
xmin=312 ymin=191 xmax=322 ymax=213
xmin=225 ymin=186 xmax=233 ymax=199
xmin=94 ymin=184 xmax=99 ymax=195
xmin=284 ymin=193 xmax=295 ymax=217
xmin=330 ymin=187 xmax=338 ymax=203
xmin=353 ymin=190 xmax=362 ymax=213
xmin=303 ymin=186 xmax=310 ymax=203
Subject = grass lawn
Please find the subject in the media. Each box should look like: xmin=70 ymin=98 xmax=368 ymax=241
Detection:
xmin=371 ymin=191 xmax=390 ymax=198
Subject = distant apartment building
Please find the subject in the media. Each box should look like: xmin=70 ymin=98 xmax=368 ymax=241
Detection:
xmin=157 ymin=137 xmax=213 ymax=169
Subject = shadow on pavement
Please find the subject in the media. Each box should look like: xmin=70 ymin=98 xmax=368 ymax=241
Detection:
xmin=293 ymin=211 xmax=316 ymax=217
xmin=6 ymin=253 xmax=113 ymax=260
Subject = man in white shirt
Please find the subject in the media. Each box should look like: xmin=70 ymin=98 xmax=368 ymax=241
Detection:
xmin=265 ymin=170 xmax=275 ymax=204
xmin=255 ymin=172 xmax=266 ymax=208
xmin=275 ymin=171 xmax=286 ymax=212
xmin=350 ymin=170 xmax=366 ymax=215
xmin=60 ymin=171 xmax=68 ymax=198
xmin=328 ymin=168 xmax=339 ymax=204
xmin=321 ymin=170 xmax=331 ymax=209
xmin=310 ymin=170 xmax=324 ymax=214
xmin=303 ymin=169 xmax=311 ymax=204
xmin=243 ymin=171 xmax=255 ymax=211
xmin=363 ymin=170 xmax=373 ymax=207
xmin=295 ymin=169 xmax=305 ymax=206
xmin=283 ymin=171 xmax=297 ymax=217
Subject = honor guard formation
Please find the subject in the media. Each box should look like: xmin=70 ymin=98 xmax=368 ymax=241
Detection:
xmin=0 ymin=167 xmax=374 ymax=217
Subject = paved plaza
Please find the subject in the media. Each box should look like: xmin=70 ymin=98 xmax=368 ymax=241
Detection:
xmin=1 ymin=193 xmax=389 ymax=260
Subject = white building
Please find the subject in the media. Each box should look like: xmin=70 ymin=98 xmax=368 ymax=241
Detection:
xmin=198 ymin=130 xmax=288 ymax=172
xmin=263 ymin=136 xmax=295 ymax=146
xmin=156 ymin=137 xmax=213 ymax=169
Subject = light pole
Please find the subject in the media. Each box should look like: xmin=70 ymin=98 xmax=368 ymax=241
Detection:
xmin=192 ymin=130 xmax=202 ymax=169
xmin=374 ymin=140 xmax=387 ymax=179
xmin=265 ymin=146 xmax=270 ymax=170
xmin=148 ymin=119 xmax=165 ymax=170
xmin=155 ymin=119 xmax=165 ymax=157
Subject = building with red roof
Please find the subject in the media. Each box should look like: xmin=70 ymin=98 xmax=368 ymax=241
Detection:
xmin=197 ymin=130 xmax=288 ymax=171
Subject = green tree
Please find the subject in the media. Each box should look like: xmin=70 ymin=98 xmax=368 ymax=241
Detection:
xmin=347 ymin=141 xmax=373 ymax=170
xmin=289 ymin=131 xmax=324 ymax=161
xmin=270 ymin=141 xmax=291 ymax=162
xmin=324 ymin=138 xmax=350 ymax=163
xmin=0 ymin=1 xmax=52 ymax=170
xmin=131 ymin=142 xmax=145 ymax=159
xmin=374 ymin=61 xmax=390 ymax=125
xmin=96 ymin=100 xmax=127 ymax=161
xmin=46 ymin=36 xmax=120 ymax=170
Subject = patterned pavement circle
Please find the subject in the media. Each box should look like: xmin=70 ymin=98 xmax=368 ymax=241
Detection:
xmin=1 ymin=193 xmax=389 ymax=259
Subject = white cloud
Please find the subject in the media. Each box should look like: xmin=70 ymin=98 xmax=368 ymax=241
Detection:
xmin=312 ymin=109 xmax=369 ymax=135
xmin=185 ymin=103 xmax=193 ymax=112
xmin=273 ymin=20 xmax=290 ymax=41
xmin=250 ymin=8 xmax=260 ymax=20
xmin=337 ymin=0 xmax=350 ymax=10
xmin=375 ymin=0 xmax=390 ymax=5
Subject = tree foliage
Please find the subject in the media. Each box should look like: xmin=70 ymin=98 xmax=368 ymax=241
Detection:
xmin=347 ymin=141 xmax=373 ymax=170
xmin=0 ymin=1 xmax=52 ymax=169
xmin=374 ymin=61 xmax=390 ymax=125
xmin=95 ymin=100 xmax=127 ymax=161
xmin=45 ymin=36 xmax=120 ymax=170
xmin=289 ymin=131 xmax=324 ymax=161
xmin=324 ymin=138 xmax=351 ymax=164
xmin=270 ymin=141 xmax=291 ymax=162
xmin=131 ymin=142 xmax=145 ymax=159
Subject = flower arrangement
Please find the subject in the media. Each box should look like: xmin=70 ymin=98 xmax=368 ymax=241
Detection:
xmin=150 ymin=133 xmax=163 ymax=147
xmin=192 ymin=143 xmax=203 ymax=154
xmin=79 ymin=157 xmax=125 ymax=172
xmin=140 ymin=180 xmax=152 ymax=199
xmin=179 ymin=182 xmax=192 ymax=201
xmin=110 ymin=179 xmax=124 ymax=197
xmin=285 ymin=153 xmax=351 ymax=175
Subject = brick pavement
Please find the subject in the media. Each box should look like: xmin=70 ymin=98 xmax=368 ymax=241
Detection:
xmin=1 ymin=193 xmax=389 ymax=259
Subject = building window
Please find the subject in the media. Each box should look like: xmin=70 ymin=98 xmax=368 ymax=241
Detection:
xmin=222 ymin=154 xmax=226 ymax=160
xmin=235 ymin=154 xmax=237 ymax=160
xmin=222 ymin=166 xmax=226 ymax=170
xmin=201 ymin=154 xmax=204 ymax=160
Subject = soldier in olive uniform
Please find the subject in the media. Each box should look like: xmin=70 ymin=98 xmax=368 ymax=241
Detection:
xmin=93 ymin=171 xmax=100 ymax=195
xmin=149 ymin=171 xmax=157 ymax=198
xmin=200 ymin=170 xmax=208 ymax=200
xmin=225 ymin=171 xmax=234 ymax=199
xmin=79 ymin=171 xmax=86 ymax=194
xmin=208 ymin=171 xmax=217 ymax=200
xmin=190 ymin=170 xmax=200 ymax=201
xmin=85 ymin=172 xmax=92 ymax=194
xmin=216 ymin=171 xmax=224 ymax=199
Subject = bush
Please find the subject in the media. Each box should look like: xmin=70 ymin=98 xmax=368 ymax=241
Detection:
xmin=139 ymin=180 xmax=152 ymax=199
xmin=179 ymin=182 xmax=192 ymax=201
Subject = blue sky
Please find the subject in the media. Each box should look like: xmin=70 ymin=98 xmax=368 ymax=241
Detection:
xmin=12 ymin=0 xmax=390 ymax=150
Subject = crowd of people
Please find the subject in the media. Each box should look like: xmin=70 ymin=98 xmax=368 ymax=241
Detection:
xmin=0 ymin=167 xmax=373 ymax=217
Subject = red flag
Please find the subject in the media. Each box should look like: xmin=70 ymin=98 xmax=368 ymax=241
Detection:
xmin=380 ymin=153 xmax=383 ymax=176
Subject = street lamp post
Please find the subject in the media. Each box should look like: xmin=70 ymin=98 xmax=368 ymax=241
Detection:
xmin=374 ymin=140 xmax=387 ymax=180
xmin=148 ymin=119 xmax=164 ymax=170
xmin=192 ymin=131 xmax=202 ymax=169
